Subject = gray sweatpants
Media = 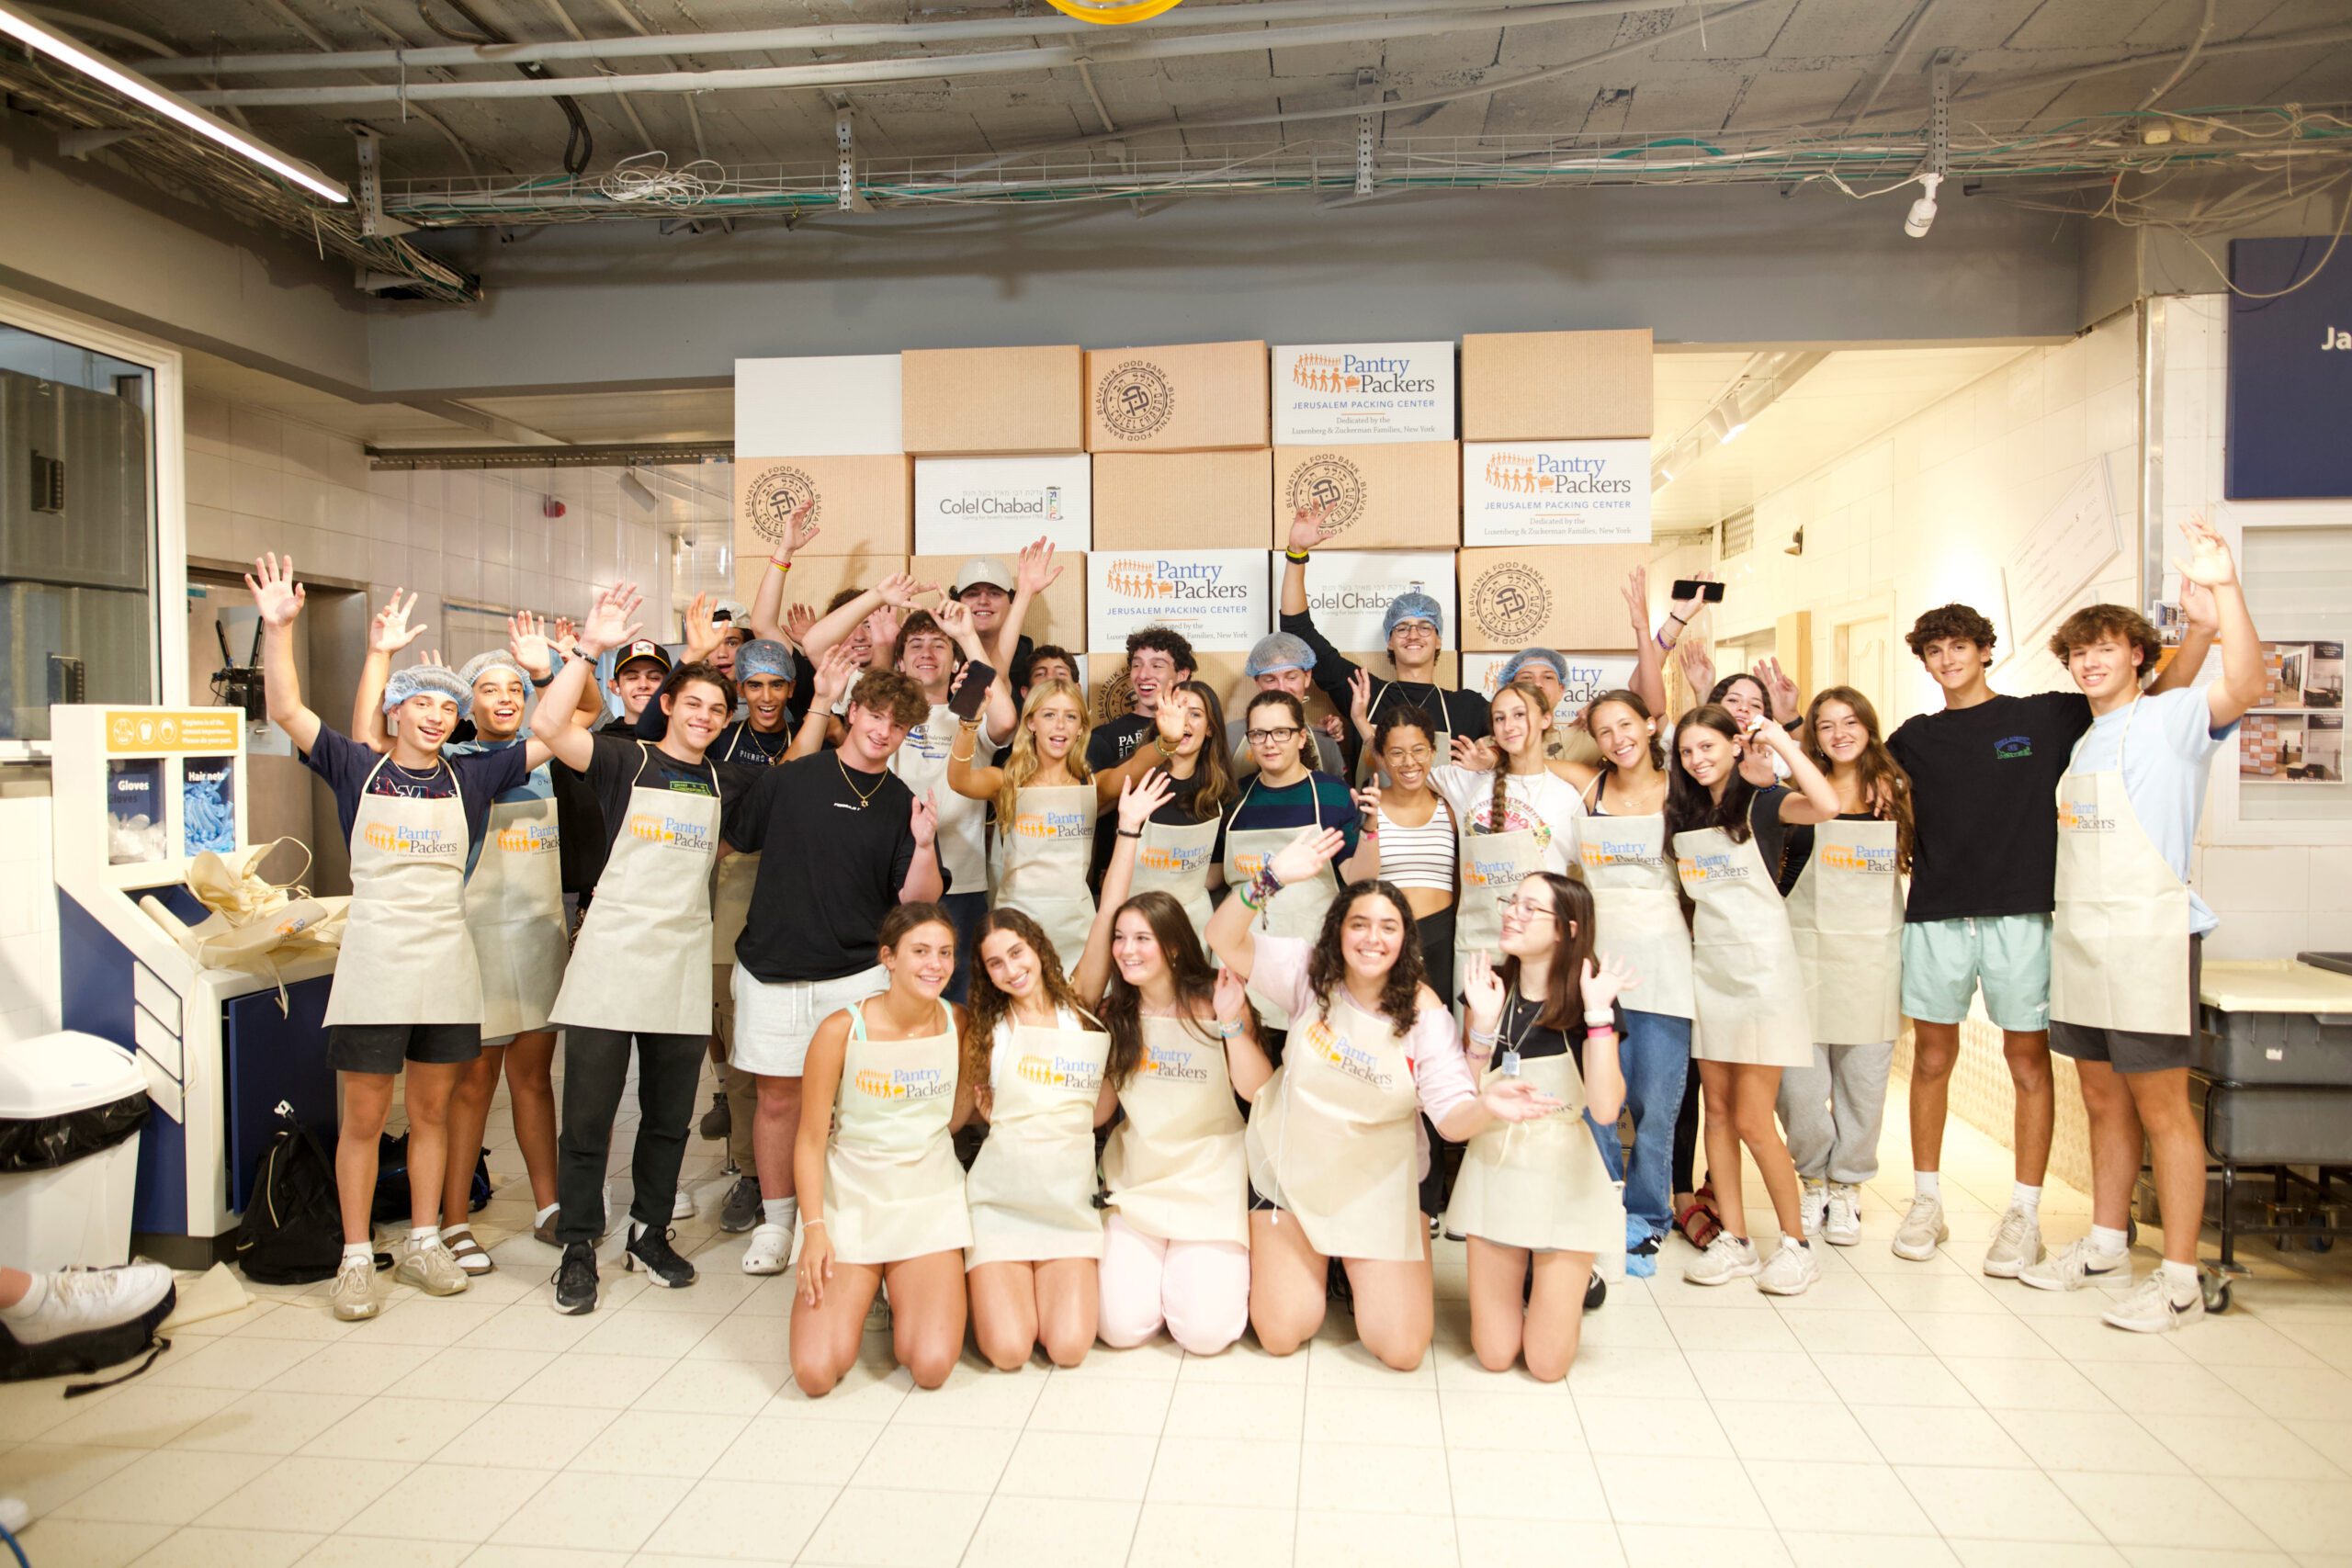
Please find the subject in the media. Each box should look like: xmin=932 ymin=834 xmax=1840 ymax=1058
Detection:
xmin=1776 ymin=1041 xmax=1894 ymax=1185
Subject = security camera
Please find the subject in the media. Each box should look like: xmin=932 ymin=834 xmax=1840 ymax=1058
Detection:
xmin=1905 ymin=173 xmax=1943 ymax=239
xmin=1784 ymin=525 xmax=1805 ymax=558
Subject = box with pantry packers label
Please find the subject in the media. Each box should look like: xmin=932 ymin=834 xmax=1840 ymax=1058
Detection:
xmin=900 ymin=345 xmax=1085 ymax=456
xmin=1460 ymin=328 xmax=1653 ymax=442
xmin=909 ymin=551 xmax=1085 ymax=655
xmin=1455 ymin=544 xmax=1647 ymax=653
xmin=733 ymin=455 xmax=911 ymax=562
xmin=1272 ymin=342 xmax=1454 ymax=445
xmin=1092 ymin=449 xmax=1272 ymax=549
xmin=1273 ymin=443 xmax=1458 ymax=550
xmin=1086 ymin=550 xmax=1269 ymax=655
xmin=912 ymin=455 xmax=1091 ymax=555
xmin=1462 ymin=441 xmax=1650 ymax=546
xmin=1085 ymin=341 xmax=1269 ymax=453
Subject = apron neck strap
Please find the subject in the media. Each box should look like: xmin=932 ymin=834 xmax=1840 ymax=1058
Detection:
xmin=2070 ymin=694 xmax=2140 ymax=771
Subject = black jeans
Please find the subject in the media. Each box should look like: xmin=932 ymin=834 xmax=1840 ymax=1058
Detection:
xmin=557 ymin=1027 xmax=705 ymax=1245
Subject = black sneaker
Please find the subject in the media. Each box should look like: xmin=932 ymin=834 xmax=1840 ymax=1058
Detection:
xmin=625 ymin=1224 xmax=698 ymax=1289
xmin=719 ymin=1175 xmax=761 ymax=1235
xmin=698 ymin=1090 xmax=730 ymax=1142
xmin=553 ymin=1243 xmax=598 ymax=1315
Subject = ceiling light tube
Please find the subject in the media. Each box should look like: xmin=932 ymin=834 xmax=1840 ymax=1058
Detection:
xmin=0 ymin=2 xmax=349 ymax=203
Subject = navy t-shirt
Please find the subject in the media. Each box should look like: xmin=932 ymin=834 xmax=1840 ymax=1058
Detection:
xmin=300 ymin=725 xmax=529 ymax=860
xmin=1224 ymin=771 xmax=1363 ymax=865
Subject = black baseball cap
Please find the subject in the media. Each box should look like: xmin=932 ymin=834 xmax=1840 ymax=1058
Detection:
xmin=614 ymin=639 xmax=673 ymax=675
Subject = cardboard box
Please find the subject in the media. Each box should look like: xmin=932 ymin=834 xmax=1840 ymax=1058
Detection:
xmin=1273 ymin=342 xmax=1455 ymax=445
xmin=735 ymin=355 xmax=901 ymax=456
xmin=1087 ymin=649 xmax=1250 ymax=729
xmin=1267 ymin=549 xmax=1456 ymax=651
xmin=910 ymin=550 xmax=1086 ymax=653
xmin=912 ymin=455 xmax=1091 ymax=556
xmin=1085 ymin=341 xmax=1269 ymax=453
xmin=730 ymin=550 xmax=909 ymax=626
xmin=901 ymin=345 xmax=1084 ymax=456
xmin=1455 ymin=544 xmax=1648 ymax=653
xmin=1274 ymin=442 xmax=1459 ymax=550
xmin=1091 ymin=449 xmax=1273 ymax=549
xmin=1086 ymin=549 xmax=1269 ymax=655
xmin=1461 ymin=329 xmax=1653 ymax=442
xmin=1462 ymin=441 xmax=1651 ymax=546
xmin=733 ymin=455 xmax=911 ymax=560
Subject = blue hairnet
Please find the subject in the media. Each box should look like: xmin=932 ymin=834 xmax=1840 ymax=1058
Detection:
xmin=1383 ymin=590 xmax=1444 ymax=644
xmin=383 ymin=664 xmax=470 ymax=715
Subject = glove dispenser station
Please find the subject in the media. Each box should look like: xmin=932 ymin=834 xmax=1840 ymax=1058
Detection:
xmin=50 ymin=705 xmax=339 ymax=1266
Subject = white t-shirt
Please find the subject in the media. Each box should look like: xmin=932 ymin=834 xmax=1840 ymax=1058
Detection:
xmin=1429 ymin=763 xmax=1585 ymax=874
xmin=2067 ymin=685 xmax=2236 ymax=936
xmin=892 ymin=703 xmax=998 ymax=895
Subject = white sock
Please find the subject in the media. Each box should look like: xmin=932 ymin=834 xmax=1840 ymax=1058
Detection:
xmin=343 ymin=1243 xmax=372 ymax=1266
xmin=535 ymin=1202 xmax=558 ymax=1225
xmin=763 ymin=1197 xmax=797 ymax=1229
xmin=408 ymin=1224 xmax=437 ymax=1247
xmin=2160 ymin=1258 xmax=2200 ymax=1299
xmin=0 ymin=1274 xmax=47 ymax=1320
xmin=1914 ymin=1170 xmax=1941 ymax=1201
xmin=2090 ymin=1224 xmax=2129 ymax=1257
xmin=629 ymin=1220 xmax=647 ymax=1242
xmin=439 ymin=1223 xmax=470 ymax=1239
xmin=2011 ymin=1183 xmax=2042 ymax=1216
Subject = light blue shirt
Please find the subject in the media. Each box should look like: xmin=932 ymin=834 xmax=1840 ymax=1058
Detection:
xmin=2066 ymin=685 xmax=2238 ymax=936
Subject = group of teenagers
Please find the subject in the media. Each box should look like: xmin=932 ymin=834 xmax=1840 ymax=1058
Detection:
xmin=236 ymin=497 xmax=2265 ymax=1396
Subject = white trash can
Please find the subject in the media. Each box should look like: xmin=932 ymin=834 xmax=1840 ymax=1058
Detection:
xmin=0 ymin=1032 xmax=152 ymax=1271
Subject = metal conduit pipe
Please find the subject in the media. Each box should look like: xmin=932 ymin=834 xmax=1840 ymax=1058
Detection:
xmin=137 ymin=0 xmax=1717 ymax=77
xmin=176 ymin=3 xmax=1658 ymax=107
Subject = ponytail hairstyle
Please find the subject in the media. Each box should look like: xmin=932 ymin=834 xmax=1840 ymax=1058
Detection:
xmin=1098 ymin=892 xmax=1225 ymax=1087
xmin=959 ymin=907 xmax=1091 ymax=1088
xmin=1483 ymin=680 xmax=1555 ymax=836
xmin=1802 ymin=685 xmax=1917 ymax=873
xmin=1584 ymin=688 xmax=1666 ymax=773
xmin=1665 ymin=704 xmax=1758 ymax=843
xmin=1496 ymin=872 xmax=1597 ymax=1032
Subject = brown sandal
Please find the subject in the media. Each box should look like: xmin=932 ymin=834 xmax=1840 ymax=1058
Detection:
xmin=1676 ymin=1185 xmax=1724 ymax=1249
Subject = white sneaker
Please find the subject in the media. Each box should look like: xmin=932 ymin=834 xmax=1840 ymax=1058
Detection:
xmin=1683 ymin=1233 xmax=1761 ymax=1286
xmin=1800 ymin=1179 xmax=1828 ymax=1241
xmin=1 ymin=1262 xmax=175 ymax=1344
xmin=392 ymin=1236 xmax=471 ymax=1297
xmin=1892 ymin=1195 xmax=1948 ymax=1261
xmin=2101 ymin=1270 xmax=2206 ymax=1333
xmin=1984 ymin=1204 xmax=2045 ymax=1279
xmin=1757 ymin=1239 xmax=1821 ymax=1296
xmin=672 ymin=1187 xmax=696 ymax=1221
xmin=2019 ymin=1235 xmax=2126 ymax=1292
xmin=741 ymin=1222 xmax=793 ymax=1275
xmin=331 ymin=1254 xmax=379 ymax=1321
xmin=1824 ymin=1183 xmax=1862 ymax=1247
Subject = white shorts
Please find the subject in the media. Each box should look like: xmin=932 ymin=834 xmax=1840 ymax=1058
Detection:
xmin=729 ymin=963 xmax=886 ymax=1077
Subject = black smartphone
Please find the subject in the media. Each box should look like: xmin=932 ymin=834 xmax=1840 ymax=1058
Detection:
xmin=1672 ymin=579 xmax=1727 ymax=604
xmin=948 ymin=660 xmax=997 ymax=722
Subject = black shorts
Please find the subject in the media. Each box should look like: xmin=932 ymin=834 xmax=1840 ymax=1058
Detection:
xmin=329 ymin=1021 xmax=483 ymax=1075
xmin=2050 ymin=937 xmax=2203 ymax=1076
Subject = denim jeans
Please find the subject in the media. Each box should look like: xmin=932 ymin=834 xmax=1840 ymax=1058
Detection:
xmin=941 ymin=890 xmax=989 ymax=1007
xmin=1585 ymin=1008 xmax=1692 ymax=1247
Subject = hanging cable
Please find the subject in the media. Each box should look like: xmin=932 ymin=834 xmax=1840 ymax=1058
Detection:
xmin=417 ymin=0 xmax=593 ymax=175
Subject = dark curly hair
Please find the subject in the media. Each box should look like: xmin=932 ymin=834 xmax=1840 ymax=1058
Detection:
xmin=1303 ymin=880 xmax=1429 ymax=1037
xmin=2047 ymin=604 xmax=2163 ymax=680
xmin=1905 ymin=603 xmax=1998 ymax=660
xmin=849 ymin=668 xmax=932 ymax=730
xmin=959 ymin=907 xmax=1095 ymax=1089
xmin=1099 ymin=891 xmax=1226 ymax=1087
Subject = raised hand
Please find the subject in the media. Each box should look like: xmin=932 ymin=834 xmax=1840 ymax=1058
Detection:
xmin=933 ymin=595 xmax=985 ymax=655
xmin=1267 ymin=824 xmax=1346 ymax=886
xmin=417 ymin=649 xmax=447 ymax=670
xmin=1213 ymin=965 xmax=1250 ymax=1027
xmin=681 ymin=592 xmax=719 ymax=664
xmin=1286 ymin=503 xmax=1333 ymax=555
xmin=1351 ymin=784 xmax=1383 ymax=826
xmin=1317 ymin=713 xmax=1346 ymax=743
xmin=369 ymin=589 xmax=428 ymax=654
xmin=1670 ymin=570 xmax=1718 ymax=624
xmin=1754 ymin=655 xmax=1800 ymax=723
xmin=1674 ymin=636 xmax=1715 ymax=699
xmin=1477 ymin=1075 xmax=1566 ymax=1122
xmin=1348 ymin=668 xmax=1374 ymax=739
xmin=245 ymin=552 xmax=306 ymax=626
xmin=1153 ymin=688 xmax=1188 ymax=749
xmin=866 ymin=604 xmax=903 ymax=657
xmin=1116 ymin=768 xmax=1175 ymax=833
xmin=1016 ymin=537 xmax=1062 ymax=595
xmin=1461 ymin=949 xmax=1506 ymax=1036
xmin=1451 ymin=734 xmax=1499 ymax=773
xmin=1578 ymin=952 xmax=1641 ymax=1013
xmin=507 ymin=610 xmax=557 ymax=678
xmin=2178 ymin=578 xmax=2219 ymax=637
xmin=812 ymin=642 xmax=860 ymax=706
xmin=2174 ymin=513 xmax=2237 ymax=589
xmin=875 ymin=572 xmax=926 ymax=611
xmin=910 ymin=791 xmax=938 ymax=848
xmin=1622 ymin=565 xmax=1650 ymax=636
xmin=782 ymin=602 xmax=817 ymax=650
xmin=776 ymin=497 xmax=819 ymax=557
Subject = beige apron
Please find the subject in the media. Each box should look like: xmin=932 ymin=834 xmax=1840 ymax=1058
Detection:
xmin=1356 ymin=684 xmax=1454 ymax=787
xmin=1577 ymin=805 xmax=1694 ymax=1020
xmin=1226 ymin=776 xmax=1341 ymax=1031
xmin=1786 ymin=818 xmax=1904 ymax=1044
xmin=1102 ymin=1015 xmax=1250 ymax=1247
xmin=1453 ymin=817 xmax=1550 ymax=979
xmin=998 ymin=783 xmax=1098 ymax=963
xmin=827 ymin=998 xmax=972 ymax=1265
xmin=325 ymin=755 xmax=482 ymax=1027
xmin=550 ymin=744 xmax=720 ymax=1035
xmin=966 ymin=1011 xmax=1113 ymax=1267
xmin=1444 ymin=1043 xmax=1626 ymax=1267
xmin=2051 ymin=700 xmax=2195 ymax=1036
xmin=1128 ymin=814 xmax=1219 ymax=940
xmin=465 ymin=779 xmax=566 ymax=1038
xmin=1244 ymin=989 xmax=1424 ymax=1261
xmin=1675 ymin=826 xmax=1812 ymax=1067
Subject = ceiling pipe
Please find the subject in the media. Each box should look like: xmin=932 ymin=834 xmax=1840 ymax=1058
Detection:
xmin=139 ymin=0 xmax=1689 ymax=77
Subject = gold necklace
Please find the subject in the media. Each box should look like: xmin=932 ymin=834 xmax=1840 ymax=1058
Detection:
xmin=836 ymin=752 xmax=886 ymax=809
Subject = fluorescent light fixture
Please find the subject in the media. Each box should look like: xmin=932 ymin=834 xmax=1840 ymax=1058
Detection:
xmin=0 ymin=3 xmax=349 ymax=203
xmin=618 ymin=469 xmax=660 ymax=513
xmin=1709 ymin=404 xmax=1748 ymax=445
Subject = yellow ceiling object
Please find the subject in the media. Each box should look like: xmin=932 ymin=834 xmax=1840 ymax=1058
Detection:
xmin=1042 ymin=0 xmax=1186 ymax=24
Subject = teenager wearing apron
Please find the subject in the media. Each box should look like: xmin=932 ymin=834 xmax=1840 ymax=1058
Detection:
xmin=247 ymin=558 xmax=542 ymax=1324
xmin=533 ymin=583 xmax=747 ymax=1315
xmin=1224 ymin=691 xmax=1382 ymax=1031
xmin=790 ymin=904 xmax=976 ymax=1395
xmin=1445 ymin=873 xmax=1636 ymax=1382
xmin=1576 ymin=689 xmax=1695 ymax=1278
xmin=1093 ymin=778 xmax=1271 ymax=1356
xmin=1205 ymin=826 xmax=1559 ymax=1371
xmin=948 ymin=678 xmax=1098 ymax=962
xmin=1087 ymin=681 xmax=1241 ymax=943
xmin=2030 ymin=524 xmax=2260 ymax=1333
xmin=1668 ymin=705 xmax=1843 ymax=1297
xmin=1776 ymin=687 xmax=1912 ymax=1249
xmin=1429 ymin=680 xmax=1591 ymax=998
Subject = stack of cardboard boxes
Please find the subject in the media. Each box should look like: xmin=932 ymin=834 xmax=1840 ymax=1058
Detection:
xmin=731 ymin=353 xmax=911 ymax=622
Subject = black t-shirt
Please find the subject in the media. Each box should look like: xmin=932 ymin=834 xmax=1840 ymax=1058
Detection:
xmin=1746 ymin=784 xmax=1799 ymax=897
xmin=575 ymin=732 xmax=731 ymax=861
xmin=549 ymin=715 xmax=634 ymax=895
xmin=1281 ymin=606 xmax=1492 ymax=775
xmin=1886 ymin=692 xmax=2091 ymax=921
xmin=727 ymin=752 xmax=922 ymax=983
xmin=1086 ymin=713 xmax=1155 ymax=773
xmin=1464 ymin=989 xmax=1627 ymax=1066
xmin=300 ymin=726 xmax=527 ymax=857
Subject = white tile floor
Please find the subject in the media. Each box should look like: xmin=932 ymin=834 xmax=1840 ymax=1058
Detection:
xmin=7 ymin=1066 xmax=2352 ymax=1568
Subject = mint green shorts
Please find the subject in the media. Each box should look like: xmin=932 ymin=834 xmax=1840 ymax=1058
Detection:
xmin=1900 ymin=914 xmax=2052 ymax=1034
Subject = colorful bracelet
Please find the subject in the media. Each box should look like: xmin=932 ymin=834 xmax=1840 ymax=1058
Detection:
xmin=1237 ymin=881 xmax=1265 ymax=912
xmin=1217 ymin=1020 xmax=1246 ymax=1039
xmin=1284 ymin=547 xmax=1311 ymax=564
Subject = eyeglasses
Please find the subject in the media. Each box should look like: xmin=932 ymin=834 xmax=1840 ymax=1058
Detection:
xmin=1498 ymin=894 xmax=1557 ymax=919
xmin=1385 ymin=745 xmax=1432 ymax=762
xmin=1245 ymin=727 xmax=1304 ymax=745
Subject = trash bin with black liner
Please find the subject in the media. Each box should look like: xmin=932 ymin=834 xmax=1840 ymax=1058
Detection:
xmin=0 ymin=1032 xmax=152 ymax=1270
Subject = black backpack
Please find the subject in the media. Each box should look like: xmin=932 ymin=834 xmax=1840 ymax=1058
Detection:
xmin=232 ymin=1116 xmax=345 ymax=1285
xmin=369 ymin=1134 xmax=491 ymax=1225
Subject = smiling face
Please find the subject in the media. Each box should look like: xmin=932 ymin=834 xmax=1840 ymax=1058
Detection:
xmin=1918 ymin=635 xmax=1986 ymax=694
xmin=1812 ymin=696 xmax=1869 ymax=768
xmin=469 ymin=669 xmax=526 ymax=742
xmin=1111 ymin=908 xmax=1166 ymax=987
xmin=1166 ymin=690 xmax=1209 ymax=758
xmin=883 ymin=919 xmax=957 ymax=998
xmin=1380 ymin=722 xmax=1434 ymax=792
xmin=397 ymin=692 xmax=459 ymax=752
xmin=611 ymin=659 xmax=667 ymax=719
xmin=1498 ymin=878 xmax=1569 ymax=961
xmin=959 ymin=582 xmax=1012 ymax=633
xmin=1338 ymin=891 xmax=1408 ymax=986
xmin=898 ymin=627 xmax=956 ymax=691
xmin=842 ymin=700 xmax=912 ymax=769
xmin=1589 ymin=697 xmax=1655 ymax=775
xmin=1679 ymin=721 xmax=1738 ymax=791
xmin=1126 ymin=649 xmax=1179 ymax=716
xmin=1388 ymin=616 xmax=1439 ymax=665
xmin=1490 ymin=688 xmax=1551 ymax=761
xmin=1027 ymin=691 xmax=1085 ymax=764
xmin=1717 ymin=675 xmax=1767 ymax=727
xmin=978 ymin=927 xmax=1041 ymax=1002
xmin=2066 ymin=631 xmax=2145 ymax=704
xmin=662 ymin=677 xmax=732 ymax=755
xmin=740 ymin=673 xmax=790 ymax=732
xmin=713 ymin=627 xmax=747 ymax=678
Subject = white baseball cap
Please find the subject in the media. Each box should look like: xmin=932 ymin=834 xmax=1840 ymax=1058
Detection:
xmin=954 ymin=558 xmax=1015 ymax=596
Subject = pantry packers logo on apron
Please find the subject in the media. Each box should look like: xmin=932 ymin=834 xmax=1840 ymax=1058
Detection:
xmin=853 ymin=1066 xmax=953 ymax=1100
xmin=1015 ymin=1052 xmax=1104 ymax=1091
xmin=626 ymin=810 xmax=715 ymax=852
xmin=1676 ymin=846 xmax=1750 ymax=883
xmin=359 ymin=821 xmax=460 ymax=856
xmin=1095 ymin=358 xmax=1175 ymax=441
xmin=495 ymin=822 xmax=560 ymax=853
xmin=1296 ymin=1018 xmax=1397 ymax=1089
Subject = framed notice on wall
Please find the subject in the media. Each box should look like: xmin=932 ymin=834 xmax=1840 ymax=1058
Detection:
xmin=2001 ymin=458 xmax=2120 ymax=648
